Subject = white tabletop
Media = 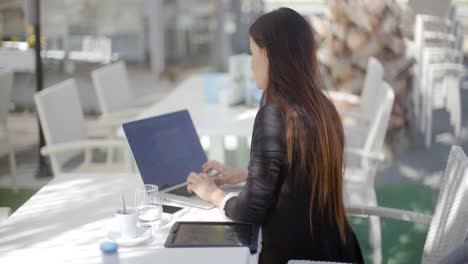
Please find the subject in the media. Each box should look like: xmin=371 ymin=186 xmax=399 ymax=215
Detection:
xmin=130 ymin=74 xmax=258 ymax=137
xmin=0 ymin=173 xmax=257 ymax=264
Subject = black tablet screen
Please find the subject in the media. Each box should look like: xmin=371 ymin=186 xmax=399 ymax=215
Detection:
xmin=173 ymin=223 xmax=251 ymax=246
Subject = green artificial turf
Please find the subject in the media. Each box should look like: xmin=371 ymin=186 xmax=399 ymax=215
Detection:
xmin=0 ymin=188 xmax=38 ymax=212
xmin=351 ymin=185 xmax=434 ymax=264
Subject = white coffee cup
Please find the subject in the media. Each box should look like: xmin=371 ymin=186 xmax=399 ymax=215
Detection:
xmin=115 ymin=208 xmax=138 ymax=239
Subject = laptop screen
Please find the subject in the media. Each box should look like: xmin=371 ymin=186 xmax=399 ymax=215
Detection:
xmin=123 ymin=110 xmax=207 ymax=190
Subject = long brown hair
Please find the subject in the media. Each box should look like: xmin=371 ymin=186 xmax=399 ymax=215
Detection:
xmin=250 ymin=7 xmax=348 ymax=241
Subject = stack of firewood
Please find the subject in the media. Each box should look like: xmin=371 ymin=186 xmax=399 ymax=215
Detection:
xmin=311 ymin=0 xmax=414 ymax=131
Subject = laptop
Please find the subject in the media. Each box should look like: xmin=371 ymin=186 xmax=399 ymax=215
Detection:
xmin=123 ymin=110 xmax=215 ymax=209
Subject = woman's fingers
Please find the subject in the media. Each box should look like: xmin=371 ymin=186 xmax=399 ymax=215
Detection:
xmin=185 ymin=172 xmax=220 ymax=202
xmin=202 ymin=160 xmax=222 ymax=173
xmin=202 ymin=164 xmax=215 ymax=173
xmin=200 ymin=173 xmax=208 ymax=180
xmin=213 ymin=177 xmax=224 ymax=186
xmin=201 ymin=161 xmax=211 ymax=170
xmin=186 ymin=172 xmax=195 ymax=183
xmin=186 ymin=172 xmax=210 ymax=193
xmin=187 ymin=172 xmax=200 ymax=191
xmin=187 ymin=173 xmax=202 ymax=193
xmin=202 ymin=160 xmax=217 ymax=169
xmin=187 ymin=172 xmax=201 ymax=187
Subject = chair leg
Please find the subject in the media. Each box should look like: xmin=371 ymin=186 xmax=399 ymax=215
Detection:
xmin=451 ymin=81 xmax=462 ymax=139
xmin=420 ymin=86 xmax=426 ymax=133
xmin=412 ymin=75 xmax=420 ymax=120
xmin=368 ymin=188 xmax=382 ymax=264
xmin=369 ymin=215 xmax=382 ymax=264
xmin=8 ymin=148 xmax=17 ymax=191
xmin=425 ymin=99 xmax=433 ymax=148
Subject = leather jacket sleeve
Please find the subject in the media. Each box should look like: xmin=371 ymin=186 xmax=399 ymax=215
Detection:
xmin=224 ymin=103 xmax=287 ymax=225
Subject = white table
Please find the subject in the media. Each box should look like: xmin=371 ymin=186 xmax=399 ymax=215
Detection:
xmin=122 ymin=74 xmax=259 ymax=164
xmin=0 ymin=173 xmax=258 ymax=264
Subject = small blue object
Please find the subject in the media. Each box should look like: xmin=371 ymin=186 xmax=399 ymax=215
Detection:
xmin=204 ymin=73 xmax=230 ymax=104
xmin=100 ymin=242 xmax=118 ymax=254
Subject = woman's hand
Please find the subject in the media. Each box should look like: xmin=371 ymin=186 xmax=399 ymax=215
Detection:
xmin=202 ymin=160 xmax=248 ymax=186
xmin=186 ymin=172 xmax=225 ymax=206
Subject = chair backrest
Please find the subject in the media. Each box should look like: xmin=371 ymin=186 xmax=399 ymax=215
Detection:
xmin=361 ymin=82 xmax=395 ymax=168
xmin=91 ymin=61 xmax=134 ymax=116
xmin=409 ymin=0 xmax=453 ymax=19
xmin=34 ymin=79 xmax=87 ymax=174
xmin=414 ymin=15 xmax=460 ymax=68
xmin=82 ymin=36 xmax=112 ymax=64
xmin=422 ymin=146 xmax=468 ymax=263
xmin=0 ymin=69 xmax=13 ymax=131
xmin=414 ymin=16 xmax=456 ymax=65
xmin=360 ymin=57 xmax=384 ymax=115
xmin=421 ymin=48 xmax=463 ymax=92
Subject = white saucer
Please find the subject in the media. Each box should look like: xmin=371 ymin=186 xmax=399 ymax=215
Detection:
xmin=137 ymin=213 xmax=173 ymax=229
xmin=107 ymin=226 xmax=152 ymax=246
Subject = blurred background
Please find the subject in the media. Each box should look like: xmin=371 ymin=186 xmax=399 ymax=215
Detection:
xmin=1 ymin=0 xmax=468 ymax=263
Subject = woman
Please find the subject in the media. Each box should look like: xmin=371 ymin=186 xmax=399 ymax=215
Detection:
xmin=186 ymin=7 xmax=364 ymax=264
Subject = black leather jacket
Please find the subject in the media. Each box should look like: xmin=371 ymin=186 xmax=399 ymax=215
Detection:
xmin=225 ymin=103 xmax=364 ymax=264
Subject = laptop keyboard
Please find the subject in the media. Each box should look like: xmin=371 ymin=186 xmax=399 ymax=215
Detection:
xmin=167 ymin=186 xmax=195 ymax=197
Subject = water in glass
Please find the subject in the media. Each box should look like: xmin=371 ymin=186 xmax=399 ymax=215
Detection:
xmin=135 ymin=184 xmax=162 ymax=226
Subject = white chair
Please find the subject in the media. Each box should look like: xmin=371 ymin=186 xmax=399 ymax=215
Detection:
xmin=411 ymin=15 xmax=461 ymax=120
xmin=413 ymin=19 xmax=464 ymax=148
xmin=408 ymin=0 xmax=455 ymax=20
xmin=423 ymin=63 xmax=466 ymax=148
xmin=411 ymin=16 xmax=458 ymax=81
xmin=81 ymin=36 xmax=113 ymax=64
xmin=327 ymin=57 xmax=384 ymax=128
xmin=34 ymin=79 xmax=131 ymax=176
xmin=343 ymin=82 xmax=395 ymax=264
xmin=67 ymin=36 xmax=117 ymax=65
xmin=415 ymin=18 xmax=463 ymax=141
xmin=440 ymin=240 xmax=468 ymax=263
xmin=91 ymin=61 xmax=159 ymax=123
xmin=419 ymin=48 xmax=462 ymax=124
xmin=417 ymin=45 xmax=463 ymax=137
xmin=292 ymin=145 xmax=468 ymax=264
xmin=0 ymin=69 xmax=16 ymax=189
xmin=347 ymin=145 xmax=468 ymax=263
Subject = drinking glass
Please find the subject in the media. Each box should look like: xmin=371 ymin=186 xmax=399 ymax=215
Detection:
xmin=135 ymin=184 xmax=162 ymax=227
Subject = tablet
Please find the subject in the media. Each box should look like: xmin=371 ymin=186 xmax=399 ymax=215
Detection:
xmin=164 ymin=221 xmax=259 ymax=253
